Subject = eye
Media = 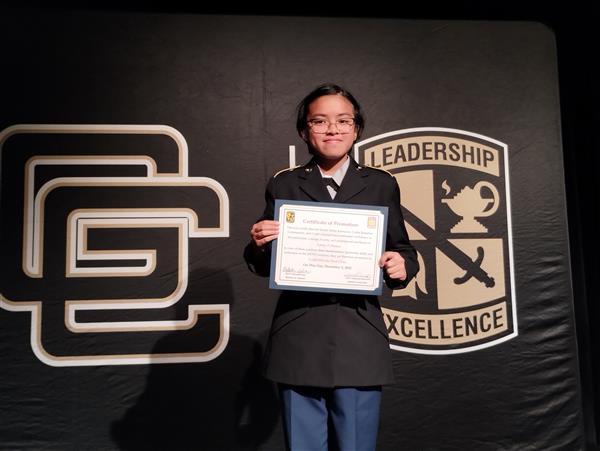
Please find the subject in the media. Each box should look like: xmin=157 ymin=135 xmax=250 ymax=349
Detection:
xmin=310 ymin=119 xmax=327 ymax=126
xmin=338 ymin=118 xmax=354 ymax=126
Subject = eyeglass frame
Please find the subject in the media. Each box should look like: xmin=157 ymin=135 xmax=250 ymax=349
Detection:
xmin=306 ymin=117 xmax=356 ymax=134
xmin=295 ymin=85 xmax=365 ymax=141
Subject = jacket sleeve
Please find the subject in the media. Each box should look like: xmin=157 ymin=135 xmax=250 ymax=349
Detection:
xmin=383 ymin=176 xmax=419 ymax=289
xmin=243 ymin=176 xmax=276 ymax=277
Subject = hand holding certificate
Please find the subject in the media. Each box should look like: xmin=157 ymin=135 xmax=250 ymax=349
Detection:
xmin=269 ymin=199 xmax=388 ymax=295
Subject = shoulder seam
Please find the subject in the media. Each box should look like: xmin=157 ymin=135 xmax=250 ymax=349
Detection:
xmin=363 ymin=165 xmax=394 ymax=177
xmin=273 ymin=165 xmax=300 ymax=178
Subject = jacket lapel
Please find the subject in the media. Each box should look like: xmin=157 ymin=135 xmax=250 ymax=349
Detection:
xmin=298 ymin=157 xmax=369 ymax=203
xmin=334 ymin=158 xmax=368 ymax=203
xmin=298 ymin=159 xmax=332 ymax=202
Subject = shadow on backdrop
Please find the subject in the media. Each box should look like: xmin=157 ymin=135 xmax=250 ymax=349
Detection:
xmin=110 ymin=268 xmax=279 ymax=450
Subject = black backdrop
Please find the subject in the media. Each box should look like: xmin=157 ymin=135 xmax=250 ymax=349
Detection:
xmin=1 ymin=3 xmax=598 ymax=450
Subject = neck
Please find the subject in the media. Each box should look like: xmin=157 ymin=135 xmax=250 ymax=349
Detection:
xmin=315 ymin=154 xmax=348 ymax=176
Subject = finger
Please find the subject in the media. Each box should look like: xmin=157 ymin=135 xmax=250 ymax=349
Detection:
xmin=379 ymin=251 xmax=404 ymax=267
xmin=257 ymin=234 xmax=279 ymax=246
xmin=386 ymin=266 xmax=407 ymax=280
xmin=253 ymin=233 xmax=276 ymax=247
xmin=255 ymin=220 xmax=279 ymax=229
xmin=251 ymin=221 xmax=280 ymax=247
xmin=251 ymin=222 xmax=279 ymax=238
xmin=259 ymin=220 xmax=280 ymax=230
xmin=378 ymin=252 xmax=394 ymax=267
xmin=253 ymin=227 xmax=279 ymax=239
xmin=386 ymin=262 xmax=407 ymax=280
xmin=385 ymin=256 xmax=405 ymax=269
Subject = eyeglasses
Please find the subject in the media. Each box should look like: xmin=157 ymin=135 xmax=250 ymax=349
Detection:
xmin=307 ymin=118 xmax=355 ymax=134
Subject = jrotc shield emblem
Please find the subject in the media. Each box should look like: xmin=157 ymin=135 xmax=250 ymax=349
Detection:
xmin=355 ymin=127 xmax=517 ymax=354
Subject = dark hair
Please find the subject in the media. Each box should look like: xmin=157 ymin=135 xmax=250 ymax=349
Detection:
xmin=296 ymin=83 xmax=365 ymax=141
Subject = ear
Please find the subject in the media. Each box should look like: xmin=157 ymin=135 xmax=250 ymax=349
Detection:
xmin=300 ymin=130 xmax=308 ymax=142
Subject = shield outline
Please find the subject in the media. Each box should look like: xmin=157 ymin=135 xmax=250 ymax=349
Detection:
xmin=354 ymin=127 xmax=518 ymax=355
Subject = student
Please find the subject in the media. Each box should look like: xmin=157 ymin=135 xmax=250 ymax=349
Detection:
xmin=244 ymin=83 xmax=419 ymax=451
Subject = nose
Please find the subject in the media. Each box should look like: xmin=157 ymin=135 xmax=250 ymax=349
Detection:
xmin=325 ymin=122 xmax=340 ymax=134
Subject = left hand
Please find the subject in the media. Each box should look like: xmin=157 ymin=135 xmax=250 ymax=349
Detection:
xmin=379 ymin=251 xmax=407 ymax=281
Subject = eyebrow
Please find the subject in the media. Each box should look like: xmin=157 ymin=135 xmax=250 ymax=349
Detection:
xmin=308 ymin=113 xmax=354 ymax=118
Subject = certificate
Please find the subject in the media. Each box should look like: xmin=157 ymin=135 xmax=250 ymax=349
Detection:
xmin=269 ymin=199 xmax=388 ymax=295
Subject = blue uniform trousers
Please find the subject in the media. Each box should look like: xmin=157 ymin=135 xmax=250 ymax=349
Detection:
xmin=278 ymin=384 xmax=382 ymax=451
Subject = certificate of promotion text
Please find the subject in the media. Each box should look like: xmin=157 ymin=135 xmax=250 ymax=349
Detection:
xmin=269 ymin=199 xmax=388 ymax=295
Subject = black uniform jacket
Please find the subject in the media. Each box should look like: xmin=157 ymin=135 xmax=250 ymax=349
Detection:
xmin=244 ymin=157 xmax=419 ymax=387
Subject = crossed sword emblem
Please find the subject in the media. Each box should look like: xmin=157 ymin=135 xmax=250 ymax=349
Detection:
xmin=401 ymin=206 xmax=495 ymax=288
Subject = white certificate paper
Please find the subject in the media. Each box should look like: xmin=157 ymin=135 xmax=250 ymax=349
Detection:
xmin=269 ymin=200 xmax=388 ymax=295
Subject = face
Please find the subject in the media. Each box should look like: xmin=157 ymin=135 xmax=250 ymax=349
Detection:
xmin=302 ymin=94 xmax=358 ymax=162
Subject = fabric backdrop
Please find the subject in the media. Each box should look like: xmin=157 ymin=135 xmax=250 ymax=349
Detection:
xmin=0 ymin=9 xmax=583 ymax=450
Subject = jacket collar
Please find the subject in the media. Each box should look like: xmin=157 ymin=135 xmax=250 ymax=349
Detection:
xmin=298 ymin=156 xmax=368 ymax=203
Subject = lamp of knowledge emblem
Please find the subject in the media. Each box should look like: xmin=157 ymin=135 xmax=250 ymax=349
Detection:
xmin=355 ymin=128 xmax=517 ymax=354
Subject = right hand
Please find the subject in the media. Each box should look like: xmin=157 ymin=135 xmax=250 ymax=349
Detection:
xmin=250 ymin=220 xmax=280 ymax=249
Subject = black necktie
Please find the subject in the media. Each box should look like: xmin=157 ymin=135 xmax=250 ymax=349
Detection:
xmin=323 ymin=177 xmax=340 ymax=192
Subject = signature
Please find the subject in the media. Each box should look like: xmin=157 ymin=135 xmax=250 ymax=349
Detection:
xmin=344 ymin=272 xmax=370 ymax=280
xmin=282 ymin=266 xmax=310 ymax=275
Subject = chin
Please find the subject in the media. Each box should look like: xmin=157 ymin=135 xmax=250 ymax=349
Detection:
xmin=321 ymin=147 xmax=351 ymax=157
xmin=320 ymin=153 xmax=347 ymax=161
